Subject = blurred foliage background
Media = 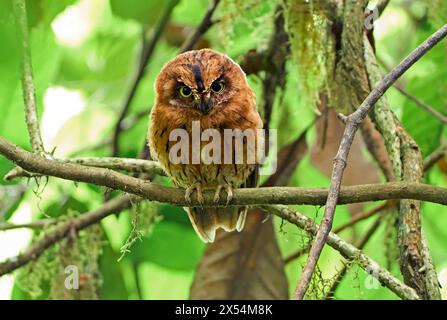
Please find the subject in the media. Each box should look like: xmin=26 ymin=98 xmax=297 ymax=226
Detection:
xmin=0 ymin=0 xmax=446 ymax=300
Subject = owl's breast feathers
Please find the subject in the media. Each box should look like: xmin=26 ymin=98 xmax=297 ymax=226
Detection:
xmin=148 ymin=48 xmax=263 ymax=242
xmin=149 ymin=98 xmax=263 ymax=189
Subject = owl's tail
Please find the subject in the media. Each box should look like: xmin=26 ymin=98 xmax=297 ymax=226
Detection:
xmin=184 ymin=206 xmax=247 ymax=243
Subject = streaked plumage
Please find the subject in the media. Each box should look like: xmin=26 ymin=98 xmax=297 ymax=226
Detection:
xmin=148 ymin=49 xmax=263 ymax=242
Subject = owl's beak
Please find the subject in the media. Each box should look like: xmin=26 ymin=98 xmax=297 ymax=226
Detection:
xmin=195 ymin=93 xmax=212 ymax=114
xmin=198 ymin=99 xmax=212 ymax=114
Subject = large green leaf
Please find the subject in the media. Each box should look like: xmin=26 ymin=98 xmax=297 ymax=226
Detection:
xmin=401 ymin=64 xmax=446 ymax=157
xmin=400 ymin=22 xmax=447 ymax=156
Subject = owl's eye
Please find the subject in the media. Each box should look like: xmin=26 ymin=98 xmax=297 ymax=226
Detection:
xmin=211 ymin=81 xmax=224 ymax=93
xmin=179 ymin=86 xmax=192 ymax=97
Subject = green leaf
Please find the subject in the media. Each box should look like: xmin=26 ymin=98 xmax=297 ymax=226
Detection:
xmin=44 ymin=195 xmax=89 ymax=218
xmin=99 ymin=243 xmax=129 ymax=299
xmin=400 ymin=23 xmax=447 ymax=156
xmin=401 ymin=68 xmax=447 ymax=156
xmin=130 ymin=220 xmax=205 ymax=271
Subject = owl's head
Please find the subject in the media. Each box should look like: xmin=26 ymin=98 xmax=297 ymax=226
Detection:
xmin=154 ymin=49 xmax=250 ymax=115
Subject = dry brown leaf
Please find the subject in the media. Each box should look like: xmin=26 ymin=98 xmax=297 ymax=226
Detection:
xmin=190 ymin=211 xmax=288 ymax=299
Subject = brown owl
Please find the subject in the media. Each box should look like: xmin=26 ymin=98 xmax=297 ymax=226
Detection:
xmin=148 ymin=49 xmax=263 ymax=242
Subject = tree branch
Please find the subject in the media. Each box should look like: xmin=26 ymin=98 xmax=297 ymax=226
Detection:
xmin=377 ymin=0 xmax=391 ymax=16
xmin=262 ymin=205 xmax=420 ymax=300
xmin=397 ymin=125 xmax=441 ymax=299
xmin=293 ymin=23 xmax=447 ymax=300
xmin=2 ymin=137 xmax=447 ymax=207
xmin=12 ymin=0 xmax=45 ymax=154
xmin=424 ymin=143 xmax=447 ymax=171
xmin=394 ymin=83 xmax=447 ymax=125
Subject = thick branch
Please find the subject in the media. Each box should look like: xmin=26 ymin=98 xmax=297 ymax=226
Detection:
xmin=12 ymin=0 xmax=44 ymax=154
xmin=397 ymin=126 xmax=441 ymax=299
xmin=367 ymin=31 xmax=441 ymax=298
xmin=294 ymin=24 xmax=447 ymax=299
xmin=2 ymin=137 xmax=447 ymax=207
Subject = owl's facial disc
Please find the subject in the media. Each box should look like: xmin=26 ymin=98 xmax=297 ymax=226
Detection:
xmin=169 ymin=56 xmax=231 ymax=114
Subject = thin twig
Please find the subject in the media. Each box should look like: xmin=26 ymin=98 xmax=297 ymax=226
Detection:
xmin=12 ymin=0 xmax=45 ymax=154
xmin=263 ymin=205 xmax=420 ymax=300
xmin=424 ymin=143 xmax=447 ymax=171
xmin=179 ymin=0 xmax=221 ymax=53
xmin=366 ymin=36 xmax=441 ymax=298
xmin=397 ymin=125 xmax=441 ymax=299
xmin=294 ymin=24 xmax=447 ymax=300
xmin=4 ymin=157 xmax=165 ymax=181
xmin=2 ymin=137 xmax=447 ymax=206
xmin=333 ymin=201 xmax=393 ymax=232
xmin=377 ymin=0 xmax=391 ymax=16
xmin=324 ymin=216 xmax=383 ymax=299
xmin=0 ymin=218 xmax=58 ymax=231
xmin=394 ymin=83 xmax=447 ymax=124
xmin=283 ymin=201 xmax=393 ymax=264
xmin=111 ymin=0 xmax=180 ymax=156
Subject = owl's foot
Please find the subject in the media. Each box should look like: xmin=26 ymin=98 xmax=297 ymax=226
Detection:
xmin=185 ymin=182 xmax=204 ymax=206
xmin=213 ymin=184 xmax=233 ymax=206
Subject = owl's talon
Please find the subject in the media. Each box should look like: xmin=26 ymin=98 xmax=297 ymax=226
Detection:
xmin=185 ymin=182 xmax=204 ymax=206
xmin=213 ymin=184 xmax=233 ymax=206
xmin=213 ymin=185 xmax=223 ymax=204
xmin=225 ymin=185 xmax=233 ymax=206
xmin=197 ymin=191 xmax=204 ymax=206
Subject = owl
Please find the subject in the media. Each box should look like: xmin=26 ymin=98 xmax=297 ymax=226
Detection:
xmin=148 ymin=49 xmax=263 ymax=242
